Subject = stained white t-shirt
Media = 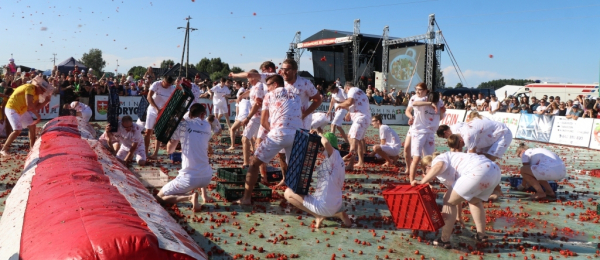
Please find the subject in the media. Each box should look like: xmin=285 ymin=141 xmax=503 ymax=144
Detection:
xmin=262 ymin=87 xmax=303 ymax=138
xmin=407 ymin=94 xmax=444 ymax=134
xmin=311 ymin=149 xmax=345 ymax=208
xmin=259 ymin=72 xmax=276 ymax=84
xmin=379 ymin=125 xmax=401 ymax=147
xmin=171 ymin=117 xmax=213 ymax=178
xmin=248 ymin=82 xmax=266 ymax=119
xmin=207 ymin=119 xmax=221 ymax=134
xmin=458 ymin=118 xmax=508 ymax=151
xmin=450 ymin=122 xmax=465 ymax=134
xmin=190 ymin=83 xmax=202 ymax=105
xmin=236 ymin=87 xmax=250 ymax=119
xmin=210 ymin=84 xmax=231 ymax=109
xmin=284 ymin=76 xmax=318 ymax=111
xmin=149 ymin=81 xmax=176 ymax=109
xmin=521 ymin=148 xmax=563 ymax=166
xmin=347 ymin=87 xmax=371 ymax=120
xmin=433 ymin=152 xmax=492 ymax=181
xmin=331 ymin=88 xmax=347 ymax=109
xmin=69 ymin=101 xmax=91 ymax=112
xmin=112 ymin=121 xmax=144 ymax=147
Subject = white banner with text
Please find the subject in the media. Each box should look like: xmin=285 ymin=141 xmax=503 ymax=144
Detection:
xmin=548 ymin=117 xmax=594 ymax=147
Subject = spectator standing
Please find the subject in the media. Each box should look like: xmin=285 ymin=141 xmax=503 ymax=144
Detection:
xmin=519 ymin=104 xmax=529 ymax=114
xmin=454 ymin=94 xmax=465 ymax=109
xmin=530 ymin=97 xmax=539 ymax=112
xmin=373 ymin=89 xmax=383 ymax=105
xmin=144 ymin=66 xmax=156 ymax=82
xmin=534 ymin=99 xmax=547 ymax=114
xmin=475 ymin=93 xmax=486 ymax=107
xmin=566 ymin=100 xmax=574 ymax=115
xmin=566 ymin=104 xmax=583 ymax=120
xmin=558 ymin=102 xmax=567 ymax=116
xmin=489 ymin=95 xmax=500 ymax=114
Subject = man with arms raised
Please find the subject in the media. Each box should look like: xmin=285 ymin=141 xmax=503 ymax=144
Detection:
xmin=157 ymin=103 xmax=213 ymax=212
xmin=336 ymin=82 xmax=371 ymax=169
xmin=1 ymin=76 xmax=50 ymax=156
xmin=144 ymin=76 xmax=176 ymax=159
xmin=236 ymin=74 xmax=302 ymax=205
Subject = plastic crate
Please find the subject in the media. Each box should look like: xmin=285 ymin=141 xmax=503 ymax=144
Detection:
xmin=154 ymin=86 xmax=194 ymax=143
xmin=285 ymin=129 xmax=322 ymax=195
xmin=508 ymin=177 xmax=558 ymax=192
xmin=107 ymin=87 xmax=120 ymax=132
xmin=383 ymin=184 xmax=445 ymax=232
xmin=169 ymin=152 xmax=182 ymax=163
xmin=340 ymin=142 xmax=350 ymax=151
xmin=266 ymin=166 xmax=283 ymax=182
xmin=137 ymin=94 xmax=149 ymax=122
xmin=216 ymin=182 xmax=272 ymax=201
xmin=217 ymin=167 xmax=250 ymax=182
xmin=221 ymin=136 xmax=242 ymax=145
xmin=597 ymin=204 xmax=600 ymax=215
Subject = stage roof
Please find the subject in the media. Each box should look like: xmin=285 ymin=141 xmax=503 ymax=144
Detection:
xmin=299 ymin=29 xmax=398 ymax=49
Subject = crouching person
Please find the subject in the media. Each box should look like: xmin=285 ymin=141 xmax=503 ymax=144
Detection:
xmin=100 ymin=115 xmax=146 ymax=166
xmin=284 ymin=131 xmax=351 ymax=228
xmin=516 ymin=143 xmax=565 ymax=199
xmin=157 ymin=104 xmax=213 ymax=212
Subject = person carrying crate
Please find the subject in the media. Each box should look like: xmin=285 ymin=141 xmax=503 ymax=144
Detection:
xmin=144 ymin=76 xmax=176 ymax=159
xmin=369 ymin=114 xmax=402 ymax=167
xmin=235 ymin=74 xmax=303 ymax=205
xmin=284 ymin=131 xmax=351 ymax=228
xmin=515 ymin=143 xmax=565 ymax=200
xmin=156 ymin=103 xmax=213 ymax=212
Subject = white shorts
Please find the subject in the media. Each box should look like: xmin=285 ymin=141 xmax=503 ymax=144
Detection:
xmin=257 ymin=125 xmax=268 ymax=140
xmin=116 ymin=143 xmax=147 ymax=163
xmin=213 ymin=105 xmax=228 ymax=116
xmin=254 ymin=133 xmax=294 ymax=164
xmin=348 ymin=117 xmax=369 ymax=140
xmin=80 ymin=107 xmax=93 ymax=123
xmin=478 ymin=130 xmax=512 ymax=158
xmin=411 ymin=132 xmax=435 ymax=158
xmin=311 ymin=114 xmax=330 ymax=130
xmin=136 ymin=119 xmax=145 ymax=129
xmin=160 ymin=174 xmax=212 ymax=196
xmin=243 ymin=117 xmax=261 ymax=139
xmin=303 ymin=195 xmax=342 ymax=217
xmin=453 ymin=162 xmax=501 ymax=201
xmin=5 ymin=107 xmax=33 ymax=131
xmin=332 ymin=109 xmax=347 ymax=126
xmin=145 ymin=107 xmax=159 ymax=130
xmin=380 ymin=144 xmax=401 ymax=157
xmin=531 ymin=163 xmax=566 ymax=181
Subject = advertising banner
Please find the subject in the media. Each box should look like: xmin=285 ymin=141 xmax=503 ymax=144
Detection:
xmin=38 ymin=95 xmax=60 ymax=119
xmin=439 ymin=109 xmax=466 ymax=127
xmin=589 ymin=119 xmax=600 ymax=150
xmin=315 ymin=102 xmax=409 ymax=125
xmin=297 ymin=36 xmax=352 ymax=48
xmin=549 ymin=117 xmax=594 ymax=147
xmin=387 ymin=45 xmax=426 ymax=93
xmin=477 ymin=112 xmax=521 ymax=137
xmin=515 ymin=114 xmax=554 ymax=142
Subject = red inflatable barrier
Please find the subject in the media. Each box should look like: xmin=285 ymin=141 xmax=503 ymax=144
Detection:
xmin=0 ymin=116 xmax=207 ymax=260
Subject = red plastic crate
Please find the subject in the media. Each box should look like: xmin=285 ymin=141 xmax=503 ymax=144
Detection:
xmin=383 ymin=184 xmax=445 ymax=232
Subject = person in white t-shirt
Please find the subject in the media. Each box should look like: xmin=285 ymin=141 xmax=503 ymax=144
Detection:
xmin=238 ymin=70 xmax=266 ymax=168
xmin=369 ymin=114 xmax=402 ymax=166
xmin=100 ymin=116 xmax=146 ymax=166
xmin=66 ymin=101 xmax=93 ymax=123
xmin=436 ymin=122 xmax=466 ymax=139
xmin=207 ymin=77 xmax=232 ymax=129
xmin=227 ymin=81 xmax=249 ymax=150
xmin=144 ymin=76 xmax=176 ymax=159
xmin=475 ymin=93 xmax=486 ymax=108
xmin=284 ymin=131 xmax=351 ymax=228
xmin=405 ymin=83 xmax=444 ymax=182
xmin=236 ymin=74 xmax=303 ymax=205
xmin=326 ymin=84 xmax=349 ymax=144
xmin=337 ymin=82 xmax=371 ymax=169
xmin=463 ymin=112 xmax=512 ymax=161
xmin=413 ymin=151 xmax=500 ymax=248
xmin=488 ymin=95 xmax=500 ymax=114
xmin=205 ymin=114 xmax=222 ymax=155
xmin=157 ymin=104 xmax=213 ymax=212
xmin=310 ymin=112 xmax=331 ymax=132
xmin=516 ymin=144 xmax=565 ymax=200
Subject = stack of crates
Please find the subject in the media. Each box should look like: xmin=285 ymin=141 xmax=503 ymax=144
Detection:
xmin=215 ymin=167 xmax=273 ymax=200
xmin=285 ymin=129 xmax=322 ymax=195
xmin=508 ymin=177 xmax=558 ymax=192
xmin=383 ymin=184 xmax=445 ymax=232
xmin=217 ymin=167 xmax=282 ymax=183
xmin=154 ymin=85 xmax=194 ymax=143
xmin=137 ymin=95 xmax=149 ymax=122
xmin=107 ymin=87 xmax=120 ymax=132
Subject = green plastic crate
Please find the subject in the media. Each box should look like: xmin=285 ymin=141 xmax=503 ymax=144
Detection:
xmin=221 ymin=136 xmax=242 ymax=145
xmin=597 ymin=204 xmax=600 ymax=215
xmin=216 ymin=182 xmax=272 ymax=201
xmin=154 ymin=85 xmax=194 ymax=143
xmin=217 ymin=167 xmax=250 ymax=182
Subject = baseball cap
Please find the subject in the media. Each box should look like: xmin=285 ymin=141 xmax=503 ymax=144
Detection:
xmin=322 ymin=132 xmax=338 ymax=150
xmin=572 ymin=104 xmax=579 ymax=108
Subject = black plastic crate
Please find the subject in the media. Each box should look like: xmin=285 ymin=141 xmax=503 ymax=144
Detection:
xmin=216 ymin=182 xmax=272 ymax=201
xmin=108 ymin=87 xmax=120 ymax=132
xmin=340 ymin=142 xmax=350 ymax=151
xmin=217 ymin=167 xmax=250 ymax=182
xmin=154 ymin=86 xmax=194 ymax=143
xmin=285 ymin=129 xmax=322 ymax=195
xmin=266 ymin=166 xmax=283 ymax=182
xmin=508 ymin=177 xmax=558 ymax=192
xmin=137 ymin=94 xmax=149 ymax=122
xmin=221 ymin=136 xmax=242 ymax=145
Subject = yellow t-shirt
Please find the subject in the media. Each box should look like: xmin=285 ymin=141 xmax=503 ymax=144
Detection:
xmin=6 ymin=84 xmax=39 ymax=114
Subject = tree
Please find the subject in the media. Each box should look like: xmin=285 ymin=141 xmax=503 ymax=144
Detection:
xmin=231 ymin=66 xmax=244 ymax=73
xmin=160 ymin=59 xmax=175 ymax=69
xmin=455 ymin=82 xmax=464 ymax=88
xmin=127 ymin=66 xmax=147 ymax=78
xmin=477 ymin=79 xmax=535 ymax=90
xmin=80 ymin=48 xmax=106 ymax=78
xmin=210 ymin=71 xmax=227 ymax=82
xmin=195 ymin=58 xmax=211 ymax=73
xmin=194 ymin=57 xmax=243 ymax=78
xmin=103 ymin=72 xmax=115 ymax=78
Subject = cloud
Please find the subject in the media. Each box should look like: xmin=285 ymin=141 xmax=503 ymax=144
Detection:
xmin=103 ymin=54 xmax=177 ymax=73
xmin=442 ymin=66 xmax=503 ymax=88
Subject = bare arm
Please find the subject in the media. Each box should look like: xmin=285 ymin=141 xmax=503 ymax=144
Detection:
xmin=147 ymin=90 xmax=158 ymax=110
xmin=236 ymin=90 xmax=251 ymax=102
xmin=260 ymin=109 xmax=270 ymax=132
xmin=337 ymin=97 xmax=354 ymax=110
xmin=166 ymin=139 xmax=179 ymax=154
xmin=303 ymin=94 xmax=323 ymax=119
xmin=412 ymin=161 xmax=445 ymax=185
xmin=243 ymin=98 xmax=263 ymax=126
xmin=229 ymin=72 xmax=249 ymax=79
xmin=327 ymin=96 xmax=336 ymax=114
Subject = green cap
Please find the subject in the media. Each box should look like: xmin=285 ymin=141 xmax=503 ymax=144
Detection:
xmin=322 ymin=132 xmax=338 ymax=150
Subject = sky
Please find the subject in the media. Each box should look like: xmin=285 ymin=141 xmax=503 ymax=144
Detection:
xmin=1 ymin=0 xmax=599 ymax=88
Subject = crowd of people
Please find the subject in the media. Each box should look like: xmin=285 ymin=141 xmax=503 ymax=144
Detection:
xmin=0 ymin=57 xmax=569 ymax=250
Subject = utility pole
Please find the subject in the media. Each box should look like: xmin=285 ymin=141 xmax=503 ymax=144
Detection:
xmin=116 ymin=59 xmax=119 ymax=75
xmin=177 ymin=16 xmax=197 ymax=79
xmin=52 ymin=53 xmax=57 ymax=66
